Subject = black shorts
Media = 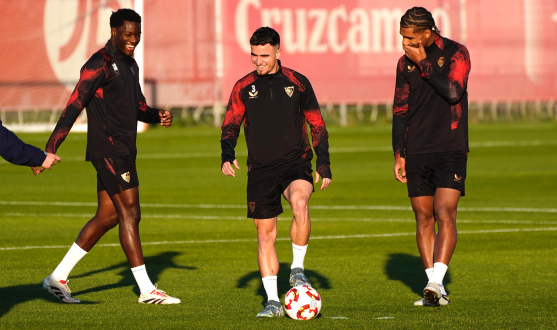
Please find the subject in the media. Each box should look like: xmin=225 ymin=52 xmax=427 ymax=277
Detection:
xmin=91 ymin=155 xmax=139 ymax=197
xmin=406 ymin=151 xmax=467 ymax=198
xmin=247 ymin=164 xmax=314 ymax=219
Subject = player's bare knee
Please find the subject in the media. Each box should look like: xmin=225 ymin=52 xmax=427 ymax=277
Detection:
xmin=291 ymin=196 xmax=309 ymax=213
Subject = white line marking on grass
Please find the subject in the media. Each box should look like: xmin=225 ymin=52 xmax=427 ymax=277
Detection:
xmin=1 ymin=227 xmax=556 ymax=251
xmin=3 ymin=140 xmax=556 ymax=164
xmin=3 ymin=213 xmax=557 ymax=225
xmin=1 ymin=201 xmax=556 ymax=213
xmin=375 ymin=317 xmax=395 ymax=320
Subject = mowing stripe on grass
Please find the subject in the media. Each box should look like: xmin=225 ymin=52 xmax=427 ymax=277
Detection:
xmin=1 ymin=200 xmax=556 ymax=213
xmin=1 ymin=227 xmax=556 ymax=251
xmin=3 ymin=212 xmax=557 ymax=225
xmin=2 ymin=140 xmax=555 ymax=164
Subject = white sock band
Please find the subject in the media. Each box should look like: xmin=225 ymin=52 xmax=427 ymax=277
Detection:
xmin=431 ymin=262 xmax=448 ymax=285
xmin=291 ymin=243 xmax=308 ymax=270
xmin=131 ymin=264 xmax=156 ymax=295
xmin=425 ymin=268 xmax=434 ymax=282
xmin=262 ymin=276 xmax=279 ymax=302
xmin=51 ymin=243 xmax=88 ymax=281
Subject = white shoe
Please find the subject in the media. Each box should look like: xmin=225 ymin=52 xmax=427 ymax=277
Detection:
xmin=414 ymin=294 xmax=450 ymax=306
xmin=42 ymin=276 xmax=80 ymax=303
xmin=423 ymin=282 xmax=442 ymax=304
xmin=138 ymin=284 xmax=181 ymax=304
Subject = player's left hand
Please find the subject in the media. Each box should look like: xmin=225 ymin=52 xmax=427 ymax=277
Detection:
xmin=403 ymin=40 xmax=426 ymax=65
xmin=315 ymin=172 xmax=331 ymax=190
xmin=159 ymin=109 xmax=173 ymax=127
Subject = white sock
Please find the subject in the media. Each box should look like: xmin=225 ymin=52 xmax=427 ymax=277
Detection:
xmin=131 ymin=265 xmax=156 ymax=295
xmin=51 ymin=243 xmax=88 ymax=281
xmin=426 ymin=267 xmax=447 ymax=295
xmin=262 ymin=276 xmax=279 ymax=302
xmin=430 ymin=262 xmax=448 ymax=285
xmin=425 ymin=268 xmax=434 ymax=282
xmin=291 ymin=243 xmax=308 ymax=270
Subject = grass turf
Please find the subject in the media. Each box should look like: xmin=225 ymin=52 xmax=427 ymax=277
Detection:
xmin=0 ymin=122 xmax=556 ymax=329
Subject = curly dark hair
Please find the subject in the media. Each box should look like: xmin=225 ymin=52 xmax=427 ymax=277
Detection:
xmin=250 ymin=27 xmax=280 ymax=47
xmin=110 ymin=8 xmax=141 ymax=28
xmin=400 ymin=7 xmax=441 ymax=35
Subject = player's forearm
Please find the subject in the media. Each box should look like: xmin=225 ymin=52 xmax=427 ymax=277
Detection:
xmin=392 ymin=116 xmax=406 ymax=159
xmin=220 ymin=138 xmax=237 ymax=164
xmin=138 ymin=106 xmax=161 ymax=124
xmin=419 ymin=56 xmax=469 ymax=104
xmin=45 ymin=107 xmax=80 ymax=153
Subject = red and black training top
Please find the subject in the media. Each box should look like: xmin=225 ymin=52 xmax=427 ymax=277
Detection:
xmin=45 ymin=41 xmax=161 ymax=161
xmin=221 ymin=60 xmax=331 ymax=182
xmin=392 ymin=34 xmax=471 ymax=159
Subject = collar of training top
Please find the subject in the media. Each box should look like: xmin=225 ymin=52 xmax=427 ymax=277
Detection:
xmin=258 ymin=59 xmax=284 ymax=80
xmin=104 ymin=40 xmax=135 ymax=62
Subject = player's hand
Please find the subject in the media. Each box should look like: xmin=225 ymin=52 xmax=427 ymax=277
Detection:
xmin=42 ymin=153 xmax=61 ymax=169
xmin=159 ymin=109 xmax=173 ymax=127
xmin=31 ymin=166 xmax=44 ymax=176
xmin=315 ymin=172 xmax=331 ymax=190
xmin=221 ymin=159 xmax=240 ymax=177
xmin=393 ymin=157 xmax=407 ymax=183
xmin=403 ymin=40 xmax=426 ymax=65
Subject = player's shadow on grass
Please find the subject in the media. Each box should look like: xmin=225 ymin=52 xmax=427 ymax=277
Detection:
xmin=237 ymin=262 xmax=331 ymax=307
xmin=0 ymin=282 xmax=98 ymax=318
xmin=72 ymin=251 xmax=196 ymax=297
xmin=385 ymin=253 xmax=452 ymax=296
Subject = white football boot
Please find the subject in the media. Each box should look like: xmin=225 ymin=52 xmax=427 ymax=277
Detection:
xmin=414 ymin=295 xmax=450 ymax=306
xmin=138 ymin=284 xmax=181 ymax=304
xmin=42 ymin=276 xmax=81 ymax=303
xmin=423 ymin=282 xmax=443 ymax=304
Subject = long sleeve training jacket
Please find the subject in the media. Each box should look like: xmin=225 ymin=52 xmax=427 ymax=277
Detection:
xmin=392 ymin=34 xmax=471 ymax=159
xmin=221 ymin=60 xmax=331 ymax=182
xmin=45 ymin=41 xmax=161 ymax=161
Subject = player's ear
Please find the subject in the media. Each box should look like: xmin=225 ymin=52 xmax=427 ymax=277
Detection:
xmin=424 ymin=29 xmax=431 ymax=40
xmin=111 ymin=27 xmax=117 ymax=38
xmin=275 ymin=47 xmax=281 ymax=59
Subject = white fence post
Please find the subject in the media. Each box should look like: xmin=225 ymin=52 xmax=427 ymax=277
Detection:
xmin=339 ymin=103 xmax=347 ymax=127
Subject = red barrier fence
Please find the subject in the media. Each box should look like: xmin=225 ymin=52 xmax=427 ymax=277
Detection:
xmin=1 ymin=0 xmax=556 ymax=111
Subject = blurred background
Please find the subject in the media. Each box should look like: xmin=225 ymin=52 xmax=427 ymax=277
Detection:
xmin=1 ymin=0 xmax=556 ymax=130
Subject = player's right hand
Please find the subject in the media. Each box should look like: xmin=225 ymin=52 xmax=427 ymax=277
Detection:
xmin=221 ymin=159 xmax=240 ymax=177
xmin=42 ymin=153 xmax=61 ymax=169
xmin=393 ymin=157 xmax=407 ymax=183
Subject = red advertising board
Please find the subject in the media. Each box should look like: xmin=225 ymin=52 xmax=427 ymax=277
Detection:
xmin=1 ymin=0 xmax=556 ymax=111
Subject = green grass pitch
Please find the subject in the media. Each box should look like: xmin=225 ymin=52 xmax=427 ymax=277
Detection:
xmin=0 ymin=122 xmax=556 ymax=329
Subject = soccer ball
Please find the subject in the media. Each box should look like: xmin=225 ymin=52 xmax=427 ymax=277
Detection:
xmin=283 ymin=285 xmax=321 ymax=320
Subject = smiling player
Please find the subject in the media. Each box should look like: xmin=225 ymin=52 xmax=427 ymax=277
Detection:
xmin=221 ymin=27 xmax=331 ymax=317
xmin=39 ymin=8 xmax=179 ymax=305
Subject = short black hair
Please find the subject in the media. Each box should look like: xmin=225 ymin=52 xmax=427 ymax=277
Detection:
xmin=110 ymin=8 xmax=141 ymax=28
xmin=250 ymin=27 xmax=280 ymax=47
xmin=400 ymin=7 xmax=441 ymax=35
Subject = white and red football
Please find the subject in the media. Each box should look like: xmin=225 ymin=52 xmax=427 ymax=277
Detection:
xmin=283 ymin=285 xmax=322 ymax=320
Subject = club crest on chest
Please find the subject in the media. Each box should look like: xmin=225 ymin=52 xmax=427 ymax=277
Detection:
xmin=438 ymin=57 xmax=445 ymax=67
xmin=407 ymin=65 xmax=416 ymax=73
xmin=284 ymin=86 xmax=294 ymax=97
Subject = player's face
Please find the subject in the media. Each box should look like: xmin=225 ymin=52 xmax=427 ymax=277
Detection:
xmin=251 ymin=44 xmax=280 ymax=76
xmin=400 ymin=27 xmax=431 ymax=49
xmin=111 ymin=21 xmax=141 ymax=57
